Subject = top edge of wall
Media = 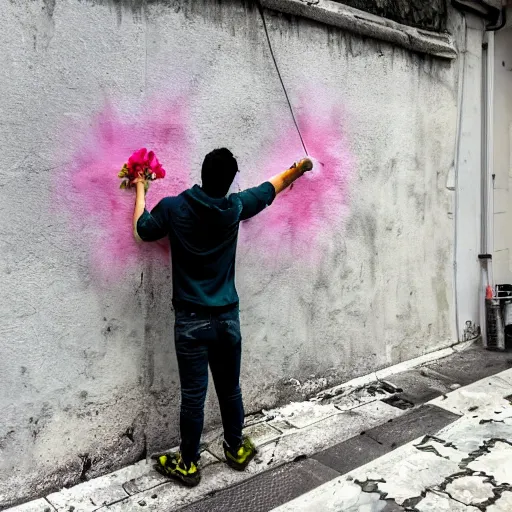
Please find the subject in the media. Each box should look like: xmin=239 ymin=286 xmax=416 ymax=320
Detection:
xmin=260 ymin=0 xmax=458 ymax=60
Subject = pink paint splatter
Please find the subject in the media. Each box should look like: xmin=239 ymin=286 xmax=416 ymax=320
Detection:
xmin=55 ymin=89 xmax=352 ymax=283
xmin=240 ymin=94 xmax=353 ymax=260
xmin=54 ymin=96 xmax=191 ymax=282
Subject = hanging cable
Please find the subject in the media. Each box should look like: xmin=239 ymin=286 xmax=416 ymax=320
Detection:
xmin=257 ymin=2 xmax=309 ymax=156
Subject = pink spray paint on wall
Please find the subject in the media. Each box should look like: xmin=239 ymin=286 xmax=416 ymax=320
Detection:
xmin=239 ymin=92 xmax=353 ymax=261
xmin=55 ymin=89 xmax=352 ymax=281
xmin=54 ymin=96 xmax=191 ymax=282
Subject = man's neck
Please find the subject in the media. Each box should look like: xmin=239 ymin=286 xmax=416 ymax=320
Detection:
xmin=200 ymin=186 xmax=226 ymax=199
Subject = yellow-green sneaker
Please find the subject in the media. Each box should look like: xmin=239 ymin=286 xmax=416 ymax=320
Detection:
xmin=154 ymin=452 xmax=201 ymax=487
xmin=223 ymin=436 xmax=257 ymax=471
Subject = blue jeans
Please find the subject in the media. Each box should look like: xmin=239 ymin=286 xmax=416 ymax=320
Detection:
xmin=174 ymin=306 xmax=244 ymax=465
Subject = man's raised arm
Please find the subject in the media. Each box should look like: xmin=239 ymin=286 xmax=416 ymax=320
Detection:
xmin=268 ymin=157 xmax=313 ymax=195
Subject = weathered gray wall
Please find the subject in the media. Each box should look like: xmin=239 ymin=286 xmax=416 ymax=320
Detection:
xmin=0 ymin=0 xmax=459 ymax=506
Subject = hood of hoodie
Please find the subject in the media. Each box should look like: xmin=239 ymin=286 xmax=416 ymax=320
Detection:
xmin=182 ymin=185 xmax=242 ymax=228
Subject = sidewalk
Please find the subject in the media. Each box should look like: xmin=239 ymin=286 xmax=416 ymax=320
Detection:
xmin=5 ymin=345 xmax=511 ymax=512
xmin=273 ymin=365 xmax=512 ymax=511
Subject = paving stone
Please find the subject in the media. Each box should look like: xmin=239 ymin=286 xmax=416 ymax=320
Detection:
xmin=122 ymin=469 xmax=168 ymax=496
xmin=496 ymin=368 xmax=512 ymax=386
xmin=46 ymin=460 xmax=154 ymax=511
xmin=270 ymin=478 xmax=388 ymax=512
xmin=351 ymin=400 xmax=406 ymax=424
xmin=435 ymin=414 xmax=512 ymax=455
xmin=424 ymin=349 xmax=512 ymax=386
xmin=349 ymin=442 xmax=461 ymax=506
xmin=445 ymin=475 xmax=495 ymax=505
xmin=263 ymin=401 xmax=404 ymax=467
xmin=206 ymin=422 xmax=281 ymax=460
xmin=328 ymin=384 xmax=393 ymax=411
xmin=430 ymin=374 xmax=512 ymax=416
xmin=380 ymin=502 xmax=405 ymax=511
xmin=244 ymin=412 xmax=268 ymax=427
xmin=199 ymin=450 xmax=220 ymax=468
xmin=373 ymin=348 xmax=454 ymax=383
xmin=415 ymin=490 xmax=480 ymax=511
xmin=385 ymin=370 xmax=453 ymax=404
xmin=266 ymin=401 xmax=339 ymax=429
xmin=176 ymin=459 xmax=339 ymax=512
xmin=244 ymin=422 xmax=282 ymax=446
xmin=332 ymin=393 xmax=378 ymax=411
xmin=364 ymin=405 xmax=460 ymax=450
xmin=267 ymin=419 xmax=298 ymax=434
xmin=487 ymin=491 xmax=512 ymax=512
xmin=468 ymin=441 xmax=512 ymax=485
xmin=241 ymin=401 xmax=403 ymax=474
xmin=313 ymin=434 xmax=388 ymax=474
xmin=4 ymin=499 xmax=55 ymax=512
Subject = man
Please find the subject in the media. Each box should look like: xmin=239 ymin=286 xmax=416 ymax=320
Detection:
xmin=133 ymin=148 xmax=313 ymax=486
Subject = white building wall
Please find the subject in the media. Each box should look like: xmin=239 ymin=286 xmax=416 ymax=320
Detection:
xmin=453 ymin=14 xmax=485 ymax=340
xmin=493 ymin=27 xmax=512 ymax=283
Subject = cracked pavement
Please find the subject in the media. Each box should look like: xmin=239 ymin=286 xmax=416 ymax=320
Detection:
xmin=5 ymin=347 xmax=512 ymax=512
xmin=273 ymin=368 xmax=512 ymax=512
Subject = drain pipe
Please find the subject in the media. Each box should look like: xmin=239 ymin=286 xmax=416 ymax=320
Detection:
xmin=453 ymin=14 xmax=468 ymax=343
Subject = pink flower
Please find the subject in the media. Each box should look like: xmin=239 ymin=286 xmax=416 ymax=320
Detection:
xmin=128 ymin=148 xmax=148 ymax=167
xmin=147 ymin=151 xmax=157 ymax=168
xmin=119 ymin=148 xmax=166 ymax=189
xmin=153 ymin=164 xmax=166 ymax=179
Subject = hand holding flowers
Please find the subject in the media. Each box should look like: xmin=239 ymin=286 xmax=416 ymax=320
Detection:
xmin=118 ymin=148 xmax=166 ymax=192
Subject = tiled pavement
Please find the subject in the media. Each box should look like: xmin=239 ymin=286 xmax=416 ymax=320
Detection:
xmin=274 ymin=365 xmax=512 ymax=511
xmin=5 ymin=346 xmax=512 ymax=512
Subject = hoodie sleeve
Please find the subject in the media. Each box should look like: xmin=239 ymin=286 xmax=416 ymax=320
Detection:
xmin=236 ymin=182 xmax=276 ymax=221
xmin=136 ymin=198 xmax=171 ymax=241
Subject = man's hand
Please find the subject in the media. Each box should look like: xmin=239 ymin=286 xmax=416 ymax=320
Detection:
xmin=269 ymin=157 xmax=314 ymax=195
xmin=131 ymin=176 xmax=146 ymax=187
xmin=296 ymin=158 xmax=313 ymax=174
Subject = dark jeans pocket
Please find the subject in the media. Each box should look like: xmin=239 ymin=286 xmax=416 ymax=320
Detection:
xmin=174 ymin=309 xmax=212 ymax=342
xmin=216 ymin=308 xmax=241 ymax=345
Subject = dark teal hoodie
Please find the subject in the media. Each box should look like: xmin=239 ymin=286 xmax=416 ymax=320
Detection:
xmin=136 ymin=182 xmax=275 ymax=309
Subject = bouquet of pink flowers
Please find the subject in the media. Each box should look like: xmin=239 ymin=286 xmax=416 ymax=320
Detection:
xmin=118 ymin=148 xmax=166 ymax=191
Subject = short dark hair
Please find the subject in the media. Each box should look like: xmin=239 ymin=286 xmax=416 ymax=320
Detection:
xmin=201 ymin=148 xmax=238 ymax=198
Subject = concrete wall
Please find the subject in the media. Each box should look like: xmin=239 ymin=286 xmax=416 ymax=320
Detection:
xmin=452 ymin=13 xmax=485 ymax=340
xmin=0 ymin=0 xmax=459 ymax=506
xmin=493 ymin=27 xmax=512 ymax=283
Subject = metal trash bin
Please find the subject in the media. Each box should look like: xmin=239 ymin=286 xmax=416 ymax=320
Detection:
xmin=497 ymin=284 xmax=512 ymax=349
xmin=485 ymin=298 xmax=506 ymax=351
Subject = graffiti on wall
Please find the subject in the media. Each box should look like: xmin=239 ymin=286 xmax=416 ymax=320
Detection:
xmin=55 ymin=90 xmax=353 ymax=281
xmin=54 ymin=97 xmax=190 ymax=281
xmin=240 ymin=93 xmax=353 ymax=261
